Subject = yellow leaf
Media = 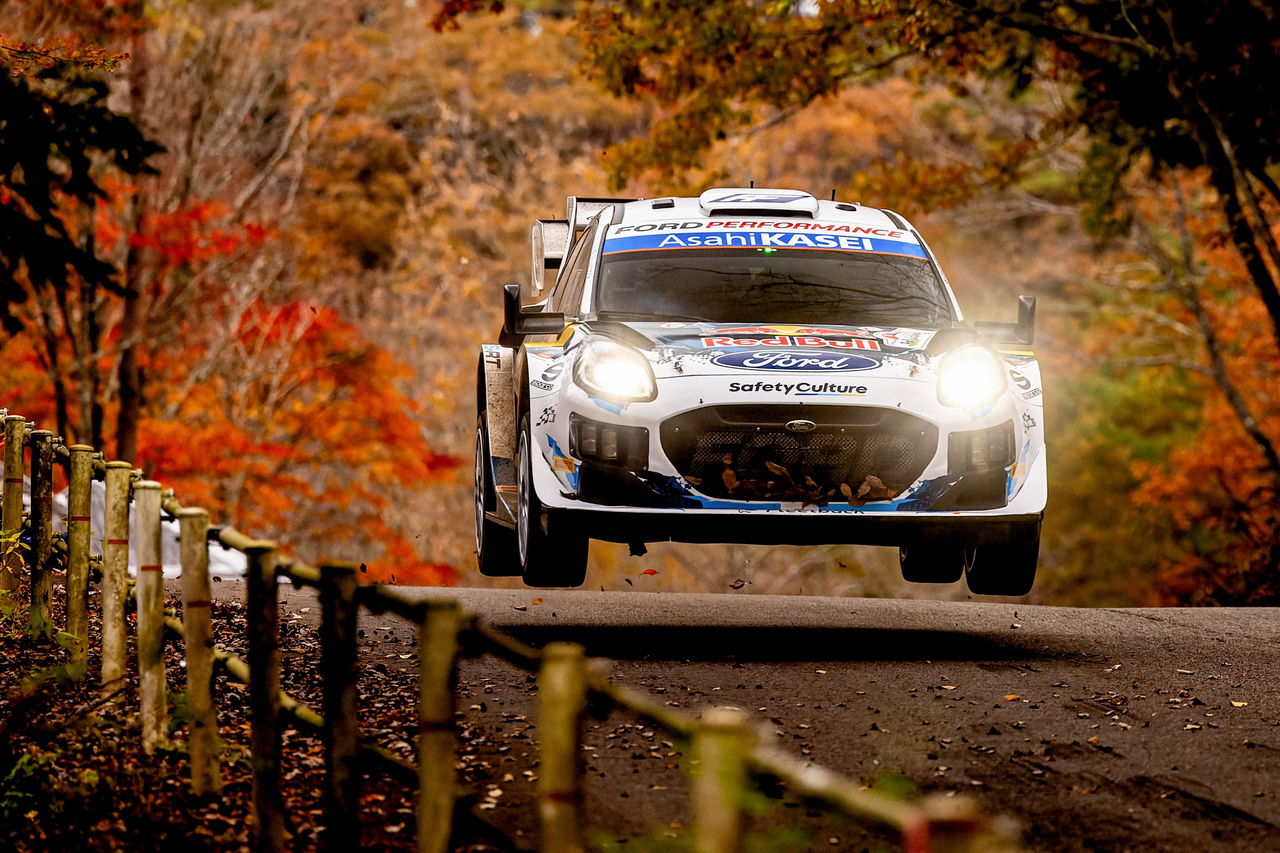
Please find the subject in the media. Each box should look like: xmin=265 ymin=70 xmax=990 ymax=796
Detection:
xmin=1232 ymin=701 xmax=1248 ymax=708
xmin=1003 ymin=694 xmax=1020 ymax=701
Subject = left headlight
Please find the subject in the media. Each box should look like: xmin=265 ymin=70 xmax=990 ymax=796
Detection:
xmin=937 ymin=345 xmax=1008 ymax=408
xmin=573 ymin=338 xmax=657 ymax=403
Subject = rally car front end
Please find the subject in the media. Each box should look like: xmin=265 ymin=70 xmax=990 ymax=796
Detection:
xmin=522 ymin=323 xmax=1045 ymax=564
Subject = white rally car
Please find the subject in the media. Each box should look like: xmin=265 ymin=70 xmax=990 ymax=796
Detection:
xmin=475 ymin=189 xmax=1045 ymax=594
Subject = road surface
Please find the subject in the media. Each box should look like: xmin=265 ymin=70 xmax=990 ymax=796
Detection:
xmin=215 ymin=583 xmax=1280 ymax=851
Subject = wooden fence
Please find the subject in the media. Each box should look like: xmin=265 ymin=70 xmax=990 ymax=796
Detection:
xmin=0 ymin=408 xmax=1018 ymax=852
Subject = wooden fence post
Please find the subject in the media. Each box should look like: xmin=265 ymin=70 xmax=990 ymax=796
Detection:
xmin=416 ymin=600 xmax=463 ymax=853
xmin=101 ymin=461 xmax=133 ymax=701
xmin=178 ymin=507 xmax=221 ymax=794
xmin=27 ymin=429 xmax=53 ymax=628
xmin=691 ymin=708 xmax=754 ymax=853
xmin=66 ymin=444 xmax=94 ymax=666
xmin=538 ymin=641 xmax=587 ymax=853
xmin=133 ymin=479 xmax=168 ymax=753
xmin=320 ymin=561 xmax=360 ymax=852
xmin=246 ymin=540 xmax=285 ymax=853
xmin=0 ymin=415 xmax=24 ymax=595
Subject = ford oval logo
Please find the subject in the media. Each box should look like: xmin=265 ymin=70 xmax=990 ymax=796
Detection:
xmin=710 ymin=350 xmax=877 ymax=372
xmin=785 ymin=419 xmax=817 ymax=433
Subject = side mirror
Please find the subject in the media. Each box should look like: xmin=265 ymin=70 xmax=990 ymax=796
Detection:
xmin=501 ymin=283 xmax=565 ymax=340
xmin=973 ymin=295 xmax=1035 ymax=346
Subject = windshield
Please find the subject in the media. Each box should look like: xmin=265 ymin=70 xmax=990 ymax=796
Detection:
xmin=594 ymin=246 xmax=955 ymax=327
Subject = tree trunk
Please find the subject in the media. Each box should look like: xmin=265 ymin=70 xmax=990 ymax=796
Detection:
xmin=116 ymin=5 xmax=150 ymax=463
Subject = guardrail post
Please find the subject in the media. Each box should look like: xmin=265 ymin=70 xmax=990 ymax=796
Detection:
xmin=907 ymin=794 xmax=991 ymax=853
xmin=178 ymin=507 xmax=221 ymax=794
xmin=246 ymin=540 xmax=285 ymax=853
xmin=66 ymin=444 xmax=94 ymax=666
xmin=101 ymin=461 xmax=133 ymax=701
xmin=0 ymin=415 xmax=24 ymax=595
xmin=134 ymin=480 xmax=167 ymax=753
xmin=416 ymin=600 xmax=462 ymax=853
xmin=27 ymin=429 xmax=54 ymax=629
xmin=692 ymin=708 xmax=754 ymax=853
xmin=320 ymin=561 xmax=360 ymax=852
xmin=538 ymin=641 xmax=587 ymax=853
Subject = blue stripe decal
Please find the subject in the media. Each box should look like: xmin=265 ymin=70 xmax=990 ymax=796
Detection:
xmin=603 ymin=231 xmax=928 ymax=258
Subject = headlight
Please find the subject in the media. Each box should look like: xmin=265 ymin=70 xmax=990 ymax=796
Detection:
xmin=573 ymin=338 xmax=657 ymax=402
xmin=937 ymin=345 xmax=1007 ymax=408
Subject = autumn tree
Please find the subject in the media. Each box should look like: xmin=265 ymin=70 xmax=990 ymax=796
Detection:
xmin=0 ymin=42 xmax=158 ymax=377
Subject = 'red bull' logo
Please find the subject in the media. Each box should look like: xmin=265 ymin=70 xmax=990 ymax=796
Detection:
xmin=701 ymin=335 xmax=880 ymax=350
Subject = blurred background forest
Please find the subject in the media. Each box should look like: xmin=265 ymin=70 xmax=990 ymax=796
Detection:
xmin=2 ymin=0 xmax=1277 ymax=605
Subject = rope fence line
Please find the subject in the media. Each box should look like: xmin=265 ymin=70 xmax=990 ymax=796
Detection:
xmin=0 ymin=407 xmax=1020 ymax=853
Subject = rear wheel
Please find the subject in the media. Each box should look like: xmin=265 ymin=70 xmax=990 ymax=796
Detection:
xmin=965 ymin=537 xmax=1039 ymax=596
xmin=516 ymin=414 xmax=588 ymax=588
xmin=899 ymin=541 xmax=970 ymax=584
xmin=475 ymin=417 xmax=520 ymax=577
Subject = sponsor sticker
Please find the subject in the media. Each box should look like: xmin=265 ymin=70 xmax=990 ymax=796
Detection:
xmin=610 ymin=221 xmax=908 ymax=238
xmin=603 ymin=230 xmax=928 ymax=257
xmin=728 ymin=381 xmax=869 ymax=397
xmin=700 ymin=335 xmax=880 ymax=351
xmin=711 ymin=350 xmax=878 ymax=372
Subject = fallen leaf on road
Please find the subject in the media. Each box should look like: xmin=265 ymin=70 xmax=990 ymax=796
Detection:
xmin=641 ymin=569 xmax=658 ymax=576
xmin=1232 ymin=701 xmax=1249 ymax=707
xmin=815 ymin=669 xmax=827 ymax=675
xmin=1105 ymin=664 xmax=1121 ymax=672
xmin=532 ymin=598 xmax=543 ymax=605
xmin=1177 ymin=669 xmax=1196 ymax=675
xmin=512 ymin=605 xmax=527 ymax=612
xmin=1184 ymin=724 xmax=1202 ymax=730
xmin=1003 ymin=694 xmax=1020 ymax=701
xmin=941 ymin=685 xmax=957 ymax=690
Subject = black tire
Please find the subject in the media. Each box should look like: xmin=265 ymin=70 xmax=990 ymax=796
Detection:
xmin=515 ymin=414 xmax=588 ymax=588
xmin=965 ymin=537 xmax=1039 ymax=596
xmin=899 ymin=541 xmax=970 ymax=584
xmin=475 ymin=417 xmax=520 ymax=577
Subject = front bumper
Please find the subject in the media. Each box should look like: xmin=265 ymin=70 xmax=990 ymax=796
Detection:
xmin=542 ymin=503 xmax=1042 ymax=547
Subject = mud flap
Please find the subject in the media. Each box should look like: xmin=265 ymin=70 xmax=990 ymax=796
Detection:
xmin=481 ymin=345 xmax=518 ymax=514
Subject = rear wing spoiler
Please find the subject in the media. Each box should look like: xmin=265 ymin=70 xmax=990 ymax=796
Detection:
xmin=530 ymin=195 xmax=636 ymax=292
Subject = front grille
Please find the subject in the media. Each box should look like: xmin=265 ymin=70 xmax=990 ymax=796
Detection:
xmin=660 ymin=405 xmax=937 ymax=504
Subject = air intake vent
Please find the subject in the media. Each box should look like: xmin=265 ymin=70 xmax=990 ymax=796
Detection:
xmin=698 ymin=187 xmax=820 ymax=218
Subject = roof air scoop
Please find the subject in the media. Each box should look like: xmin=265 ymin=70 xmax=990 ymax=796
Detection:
xmin=698 ymin=187 xmax=819 ymax=218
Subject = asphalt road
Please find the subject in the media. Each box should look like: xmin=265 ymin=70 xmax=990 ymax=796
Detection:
xmin=223 ymin=583 xmax=1280 ymax=851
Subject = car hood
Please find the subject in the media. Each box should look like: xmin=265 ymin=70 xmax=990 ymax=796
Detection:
xmin=587 ymin=320 xmax=951 ymax=380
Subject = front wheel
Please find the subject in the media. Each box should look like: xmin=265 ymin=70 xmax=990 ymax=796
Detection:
xmin=965 ymin=537 xmax=1039 ymax=596
xmin=516 ymin=415 xmax=588 ymax=588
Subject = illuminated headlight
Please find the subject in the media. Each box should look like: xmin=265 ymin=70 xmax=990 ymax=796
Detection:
xmin=573 ymin=338 xmax=657 ymax=403
xmin=937 ymin=345 xmax=1007 ymax=408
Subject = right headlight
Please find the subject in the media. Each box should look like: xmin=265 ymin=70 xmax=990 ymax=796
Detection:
xmin=573 ymin=337 xmax=657 ymax=403
xmin=937 ymin=345 xmax=1007 ymax=409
